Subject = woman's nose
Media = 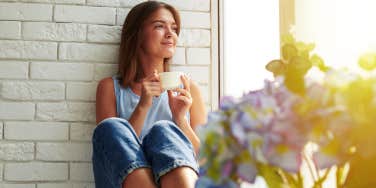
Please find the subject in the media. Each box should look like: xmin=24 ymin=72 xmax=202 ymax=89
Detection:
xmin=166 ymin=33 xmax=172 ymax=38
xmin=165 ymin=27 xmax=173 ymax=38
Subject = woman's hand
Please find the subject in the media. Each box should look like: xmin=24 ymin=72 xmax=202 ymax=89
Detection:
xmin=138 ymin=70 xmax=162 ymax=109
xmin=168 ymin=74 xmax=192 ymax=124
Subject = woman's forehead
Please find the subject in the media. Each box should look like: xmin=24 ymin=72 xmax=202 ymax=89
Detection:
xmin=147 ymin=8 xmax=176 ymax=24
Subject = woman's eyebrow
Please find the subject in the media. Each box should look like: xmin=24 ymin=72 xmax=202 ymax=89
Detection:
xmin=151 ymin=20 xmax=176 ymax=25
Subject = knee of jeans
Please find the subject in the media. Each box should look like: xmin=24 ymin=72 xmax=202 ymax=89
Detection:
xmin=92 ymin=117 xmax=134 ymax=142
xmin=149 ymin=120 xmax=177 ymax=134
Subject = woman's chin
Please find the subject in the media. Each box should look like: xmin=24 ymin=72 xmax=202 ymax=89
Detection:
xmin=162 ymin=50 xmax=175 ymax=58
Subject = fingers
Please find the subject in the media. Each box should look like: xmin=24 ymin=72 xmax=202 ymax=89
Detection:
xmin=174 ymin=95 xmax=193 ymax=104
xmin=142 ymin=70 xmax=162 ymax=97
xmin=173 ymin=88 xmax=191 ymax=99
xmin=180 ymin=74 xmax=190 ymax=92
xmin=143 ymin=83 xmax=162 ymax=95
xmin=168 ymin=89 xmax=193 ymax=105
xmin=167 ymin=90 xmax=173 ymax=101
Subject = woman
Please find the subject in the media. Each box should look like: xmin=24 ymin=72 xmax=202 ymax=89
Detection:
xmin=92 ymin=1 xmax=207 ymax=188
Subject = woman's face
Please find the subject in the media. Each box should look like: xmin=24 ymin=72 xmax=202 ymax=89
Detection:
xmin=140 ymin=8 xmax=178 ymax=59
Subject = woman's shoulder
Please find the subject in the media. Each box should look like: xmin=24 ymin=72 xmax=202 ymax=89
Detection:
xmin=96 ymin=77 xmax=117 ymax=124
xmin=97 ymin=77 xmax=116 ymax=97
xmin=98 ymin=77 xmax=114 ymax=89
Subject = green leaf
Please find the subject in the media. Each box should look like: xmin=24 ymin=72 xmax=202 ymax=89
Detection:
xmin=284 ymin=71 xmax=306 ymax=95
xmin=358 ymin=53 xmax=376 ymax=71
xmin=258 ymin=164 xmax=288 ymax=188
xmin=295 ymin=42 xmax=315 ymax=52
xmin=288 ymin=56 xmax=312 ymax=75
xmin=311 ymin=54 xmax=329 ymax=72
xmin=282 ymin=44 xmax=298 ymax=61
xmin=207 ymin=158 xmax=221 ymax=182
xmin=265 ymin=60 xmax=286 ymax=76
xmin=336 ymin=163 xmax=350 ymax=187
xmin=281 ymin=34 xmax=296 ymax=44
xmin=279 ymin=169 xmax=301 ymax=188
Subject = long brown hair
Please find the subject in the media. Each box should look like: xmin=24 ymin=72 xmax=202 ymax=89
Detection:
xmin=117 ymin=1 xmax=181 ymax=87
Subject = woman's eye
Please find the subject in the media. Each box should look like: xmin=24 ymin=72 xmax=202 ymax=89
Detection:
xmin=155 ymin=25 xmax=164 ymax=28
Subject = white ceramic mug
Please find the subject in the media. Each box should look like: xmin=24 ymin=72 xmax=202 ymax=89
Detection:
xmin=159 ymin=71 xmax=184 ymax=90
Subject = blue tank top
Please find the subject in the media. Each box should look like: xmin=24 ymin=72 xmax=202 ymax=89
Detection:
xmin=112 ymin=75 xmax=188 ymax=141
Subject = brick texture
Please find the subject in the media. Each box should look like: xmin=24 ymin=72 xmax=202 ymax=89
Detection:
xmin=0 ymin=0 xmax=213 ymax=185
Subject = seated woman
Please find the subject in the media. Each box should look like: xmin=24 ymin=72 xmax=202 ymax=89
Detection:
xmin=91 ymin=1 xmax=207 ymax=188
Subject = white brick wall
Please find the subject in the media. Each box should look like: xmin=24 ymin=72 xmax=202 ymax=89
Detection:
xmin=4 ymin=162 xmax=68 ymax=181
xmin=0 ymin=102 xmax=35 ymax=120
xmin=4 ymin=121 xmax=69 ymax=140
xmin=36 ymin=143 xmax=92 ymax=161
xmin=0 ymin=142 xmax=34 ymax=161
xmin=37 ymin=183 xmax=94 ymax=188
xmin=0 ymin=122 xmax=3 ymax=140
xmin=1 ymin=81 xmax=65 ymax=100
xmin=30 ymin=62 xmax=94 ymax=81
xmin=0 ymin=41 xmax=57 ymax=60
xmin=22 ymin=22 xmax=86 ymax=42
xmin=0 ymin=0 xmax=214 ymax=185
xmin=54 ymin=5 xmax=116 ymax=25
xmin=0 ymin=163 xmax=2 ymax=180
xmin=0 ymin=21 xmax=21 ymax=40
xmin=59 ymin=43 xmax=118 ymax=62
xmin=0 ymin=3 xmax=52 ymax=21
xmin=70 ymin=123 xmax=96 ymax=141
xmin=87 ymin=25 xmax=121 ymax=43
xmin=0 ymin=183 xmax=35 ymax=188
xmin=0 ymin=61 xmax=28 ymax=79
xmin=70 ymin=162 xmax=94 ymax=181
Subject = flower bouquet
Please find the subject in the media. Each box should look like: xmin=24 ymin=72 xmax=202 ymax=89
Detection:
xmin=195 ymin=35 xmax=376 ymax=188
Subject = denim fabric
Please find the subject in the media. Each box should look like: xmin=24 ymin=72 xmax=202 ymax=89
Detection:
xmin=92 ymin=117 xmax=199 ymax=188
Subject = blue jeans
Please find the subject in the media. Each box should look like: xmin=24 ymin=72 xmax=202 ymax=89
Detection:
xmin=92 ymin=117 xmax=199 ymax=188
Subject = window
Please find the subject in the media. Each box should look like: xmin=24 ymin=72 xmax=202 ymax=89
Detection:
xmin=222 ymin=0 xmax=280 ymax=98
xmin=295 ymin=0 xmax=376 ymax=71
xmin=221 ymin=0 xmax=376 ymax=98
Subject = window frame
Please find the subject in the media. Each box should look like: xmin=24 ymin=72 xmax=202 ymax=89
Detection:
xmin=215 ymin=0 xmax=295 ymax=110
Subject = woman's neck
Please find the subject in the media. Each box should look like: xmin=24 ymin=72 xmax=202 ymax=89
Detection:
xmin=138 ymin=54 xmax=164 ymax=76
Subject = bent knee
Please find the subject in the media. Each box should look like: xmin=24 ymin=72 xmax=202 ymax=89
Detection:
xmin=150 ymin=120 xmax=177 ymax=132
xmin=123 ymin=168 xmax=156 ymax=188
xmin=92 ymin=117 xmax=134 ymax=142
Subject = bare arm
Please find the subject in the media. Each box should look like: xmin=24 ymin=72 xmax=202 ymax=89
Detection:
xmin=128 ymin=71 xmax=162 ymax=136
xmin=189 ymin=80 xmax=207 ymax=130
xmin=128 ymin=104 xmax=149 ymax=136
xmin=96 ymin=77 xmax=148 ymax=135
xmin=96 ymin=77 xmax=150 ymax=135
xmin=96 ymin=77 xmax=117 ymax=124
xmin=168 ymin=77 xmax=207 ymax=154
xmin=185 ymin=80 xmax=207 ymax=153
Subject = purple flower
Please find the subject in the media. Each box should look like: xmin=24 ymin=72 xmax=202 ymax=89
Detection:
xmin=195 ymin=177 xmax=238 ymax=188
xmin=267 ymin=117 xmax=307 ymax=149
xmin=195 ymin=177 xmax=224 ymax=188
xmin=264 ymin=145 xmax=303 ymax=172
xmin=219 ymin=96 xmax=237 ymax=110
xmin=222 ymin=161 xmax=233 ymax=177
xmin=236 ymin=163 xmax=258 ymax=183
xmin=312 ymin=151 xmax=339 ymax=170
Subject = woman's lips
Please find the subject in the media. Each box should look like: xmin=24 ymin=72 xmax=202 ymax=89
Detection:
xmin=162 ymin=42 xmax=174 ymax=47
